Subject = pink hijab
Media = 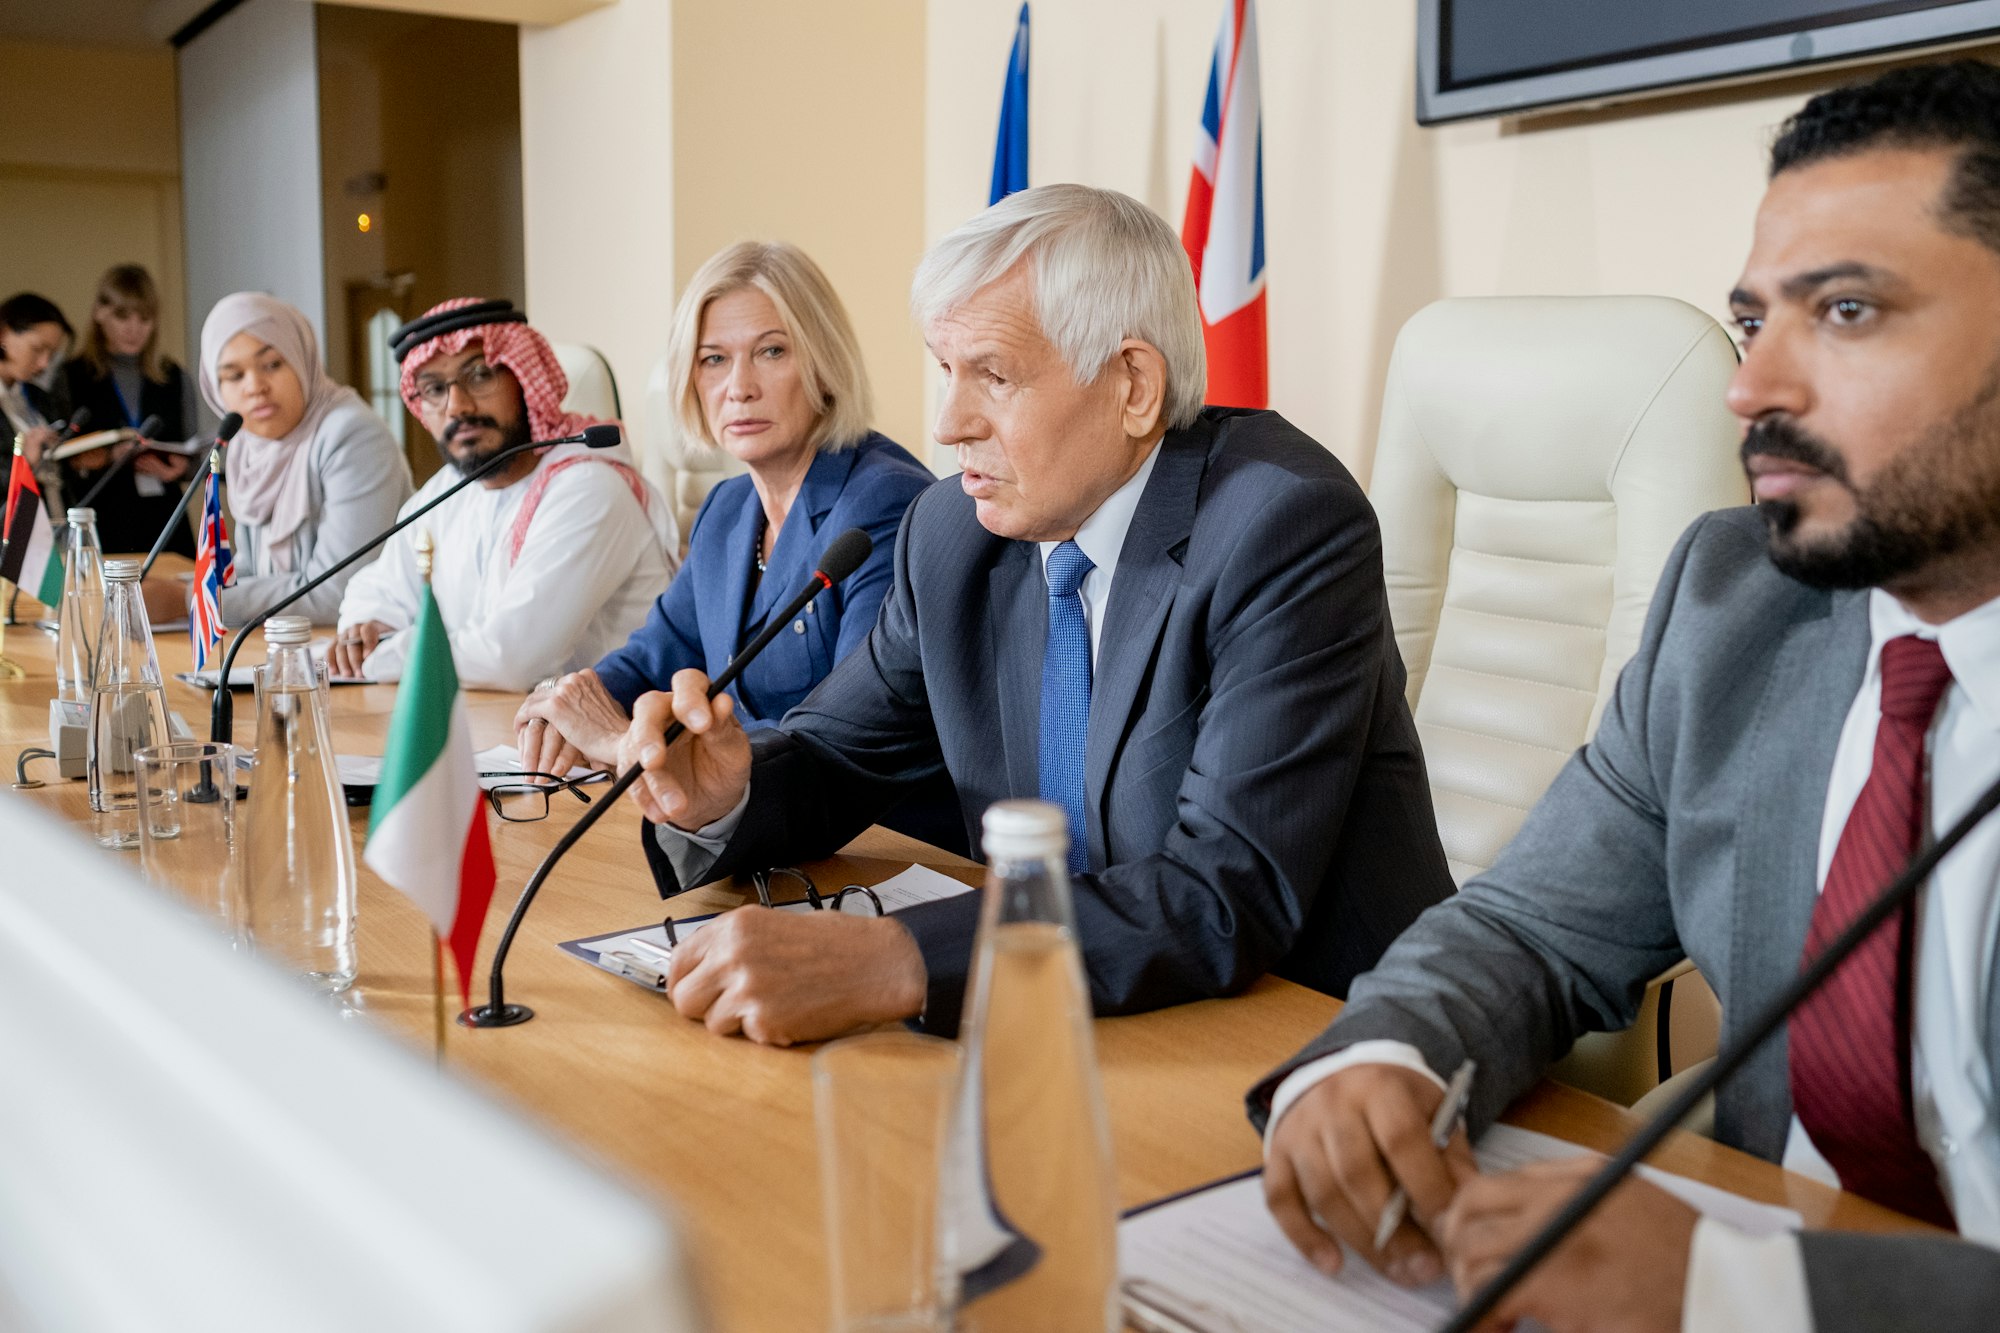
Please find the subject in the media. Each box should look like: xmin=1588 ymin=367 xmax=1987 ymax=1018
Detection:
xmin=198 ymin=293 xmax=365 ymax=571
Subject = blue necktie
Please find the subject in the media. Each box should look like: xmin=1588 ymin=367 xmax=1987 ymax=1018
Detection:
xmin=1038 ymin=540 xmax=1094 ymax=876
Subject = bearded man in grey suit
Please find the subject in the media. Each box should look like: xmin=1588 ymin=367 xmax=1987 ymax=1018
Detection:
xmin=1256 ymin=61 xmax=2000 ymax=1333
xmin=610 ymin=182 xmax=1454 ymax=1044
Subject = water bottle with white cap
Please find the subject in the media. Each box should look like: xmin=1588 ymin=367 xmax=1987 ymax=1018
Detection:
xmin=55 ymin=506 xmax=105 ymax=703
xmin=240 ymin=614 xmax=357 ymax=992
xmin=86 ymin=558 xmax=170 ymax=849
xmin=942 ymin=799 xmax=1119 ymax=1331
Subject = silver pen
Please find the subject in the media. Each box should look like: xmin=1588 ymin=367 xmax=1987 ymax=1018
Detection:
xmin=1372 ymin=1058 xmax=1476 ymax=1253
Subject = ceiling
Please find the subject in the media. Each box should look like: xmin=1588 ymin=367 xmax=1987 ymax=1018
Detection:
xmin=0 ymin=0 xmax=164 ymax=51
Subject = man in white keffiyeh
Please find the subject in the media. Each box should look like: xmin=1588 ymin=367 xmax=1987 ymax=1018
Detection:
xmin=329 ymin=298 xmax=677 ymax=692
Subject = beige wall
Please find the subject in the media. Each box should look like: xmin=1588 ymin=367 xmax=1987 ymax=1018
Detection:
xmin=925 ymin=1 xmax=2000 ymax=484
xmin=518 ymin=0 xmax=928 ymax=466
xmin=0 ymin=39 xmax=187 ymax=370
xmin=670 ymin=0 xmax=927 ymax=456
xmin=518 ymin=0 xmax=674 ymax=436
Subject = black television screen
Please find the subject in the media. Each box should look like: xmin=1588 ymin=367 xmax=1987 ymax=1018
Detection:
xmin=1418 ymin=0 xmax=2000 ymax=124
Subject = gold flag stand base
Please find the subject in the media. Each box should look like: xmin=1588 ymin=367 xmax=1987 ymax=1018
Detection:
xmin=0 ymin=656 xmax=24 ymax=681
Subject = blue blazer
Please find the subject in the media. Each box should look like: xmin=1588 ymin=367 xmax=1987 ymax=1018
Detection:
xmin=594 ymin=432 xmax=933 ymax=726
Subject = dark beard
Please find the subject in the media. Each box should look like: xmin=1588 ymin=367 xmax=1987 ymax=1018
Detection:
xmin=1745 ymin=371 xmax=2000 ymax=591
xmin=439 ymin=410 xmax=534 ymax=474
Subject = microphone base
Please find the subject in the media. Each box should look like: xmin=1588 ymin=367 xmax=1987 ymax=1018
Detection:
xmin=458 ymin=1002 xmax=534 ymax=1028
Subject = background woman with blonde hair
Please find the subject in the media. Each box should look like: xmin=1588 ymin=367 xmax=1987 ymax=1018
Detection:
xmin=517 ymin=240 xmax=932 ymax=774
xmin=57 ymin=264 xmax=200 ymax=556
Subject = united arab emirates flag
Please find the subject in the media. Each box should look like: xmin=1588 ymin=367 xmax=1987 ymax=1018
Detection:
xmin=364 ymin=582 xmax=496 ymax=1008
xmin=1 ymin=448 xmax=62 ymax=609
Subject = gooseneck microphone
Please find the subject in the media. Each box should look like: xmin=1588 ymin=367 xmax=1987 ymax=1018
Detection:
xmin=206 ymin=424 xmax=623 ymax=743
xmin=461 ymin=526 xmax=876 ymax=1029
xmin=141 ymin=412 xmax=242 ymax=579
xmin=75 ymin=413 xmax=166 ymax=510
xmin=1439 ymin=767 xmax=2000 ymax=1333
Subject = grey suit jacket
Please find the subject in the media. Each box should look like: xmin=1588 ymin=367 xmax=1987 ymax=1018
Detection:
xmin=219 ymin=400 xmax=413 ymax=627
xmin=642 ymin=407 xmax=1455 ymax=1031
xmin=1250 ymin=507 xmax=2000 ymax=1327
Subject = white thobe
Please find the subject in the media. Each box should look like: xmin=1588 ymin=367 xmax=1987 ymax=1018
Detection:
xmin=337 ymin=441 xmax=679 ymax=692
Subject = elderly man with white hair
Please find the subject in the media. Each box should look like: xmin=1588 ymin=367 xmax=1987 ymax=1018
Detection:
xmin=619 ymin=183 xmax=1454 ymax=1043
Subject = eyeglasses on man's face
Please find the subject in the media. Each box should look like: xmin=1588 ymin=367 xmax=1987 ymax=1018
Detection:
xmin=413 ymin=360 xmax=511 ymax=411
xmin=480 ymin=770 xmax=611 ymax=823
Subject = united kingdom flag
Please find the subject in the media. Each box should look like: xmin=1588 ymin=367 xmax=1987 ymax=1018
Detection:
xmin=191 ymin=458 xmax=234 ymax=671
xmin=1182 ymin=0 xmax=1267 ymax=409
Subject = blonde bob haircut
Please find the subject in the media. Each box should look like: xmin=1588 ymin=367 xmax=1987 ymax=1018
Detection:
xmin=911 ymin=183 xmax=1206 ymax=429
xmin=668 ymin=241 xmax=875 ymax=454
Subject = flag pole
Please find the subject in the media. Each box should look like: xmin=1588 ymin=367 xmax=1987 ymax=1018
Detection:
xmin=432 ymin=932 xmax=448 ymax=1069
xmin=418 ymin=527 xmax=444 ymax=1068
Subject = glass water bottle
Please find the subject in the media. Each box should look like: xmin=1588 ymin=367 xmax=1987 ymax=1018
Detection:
xmin=87 ymin=558 xmax=172 ymax=850
xmin=240 ymin=615 xmax=357 ymax=993
xmin=943 ymin=800 xmax=1120 ymax=1332
xmin=55 ymin=506 xmax=106 ymax=704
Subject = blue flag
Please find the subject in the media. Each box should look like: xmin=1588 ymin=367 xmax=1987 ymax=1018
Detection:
xmin=989 ymin=4 xmax=1029 ymax=205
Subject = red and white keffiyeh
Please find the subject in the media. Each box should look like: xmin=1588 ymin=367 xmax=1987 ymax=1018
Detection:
xmin=396 ymin=297 xmax=602 ymax=444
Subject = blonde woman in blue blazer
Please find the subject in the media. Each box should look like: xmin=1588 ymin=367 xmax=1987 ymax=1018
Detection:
xmin=516 ymin=242 xmax=931 ymax=778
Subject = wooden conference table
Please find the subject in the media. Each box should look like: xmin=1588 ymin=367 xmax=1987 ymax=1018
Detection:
xmin=0 ymin=575 xmax=1927 ymax=1330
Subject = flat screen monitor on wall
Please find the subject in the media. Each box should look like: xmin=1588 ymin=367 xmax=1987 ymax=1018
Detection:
xmin=1418 ymin=0 xmax=2000 ymax=124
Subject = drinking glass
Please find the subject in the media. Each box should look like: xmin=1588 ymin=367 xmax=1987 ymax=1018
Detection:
xmin=136 ymin=742 xmax=241 ymax=934
xmin=813 ymin=1031 xmax=963 ymax=1333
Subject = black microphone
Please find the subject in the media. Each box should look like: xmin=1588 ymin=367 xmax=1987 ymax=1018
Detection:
xmin=207 ymin=424 xmax=624 ymax=742
xmin=141 ymin=412 xmax=242 ymax=579
xmin=1439 ymin=767 xmax=2000 ymax=1333
xmin=54 ymin=406 xmax=93 ymax=438
xmin=461 ymin=526 xmax=877 ymax=1029
xmin=74 ymin=413 xmax=166 ymax=510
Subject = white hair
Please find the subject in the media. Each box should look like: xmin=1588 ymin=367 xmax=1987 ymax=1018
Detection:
xmin=911 ymin=183 xmax=1206 ymax=429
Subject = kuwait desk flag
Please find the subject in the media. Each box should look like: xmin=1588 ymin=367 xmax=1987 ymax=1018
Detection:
xmin=1 ymin=446 xmax=62 ymax=608
xmin=364 ymin=582 xmax=496 ymax=1008
xmin=1182 ymin=0 xmax=1268 ymax=408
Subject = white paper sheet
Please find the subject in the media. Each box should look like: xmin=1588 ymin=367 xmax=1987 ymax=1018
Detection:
xmin=560 ymin=863 xmax=976 ymax=990
xmin=1118 ymin=1123 xmax=1802 ymax=1333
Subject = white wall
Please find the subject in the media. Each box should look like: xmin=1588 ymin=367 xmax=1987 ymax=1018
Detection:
xmin=517 ymin=0 xmax=674 ymax=425
xmin=925 ymin=1 xmax=2000 ymax=484
xmin=178 ymin=0 xmax=327 ymax=371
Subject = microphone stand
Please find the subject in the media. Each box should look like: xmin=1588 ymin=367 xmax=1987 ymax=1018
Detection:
xmin=208 ymin=427 xmax=616 ymax=745
xmin=1439 ymin=768 xmax=2000 ymax=1333
xmin=142 ymin=412 xmax=242 ymax=580
xmin=462 ymin=545 xmax=862 ymax=1028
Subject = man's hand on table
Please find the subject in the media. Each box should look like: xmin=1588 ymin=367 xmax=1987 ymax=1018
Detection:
xmin=664 ymin=905 xmax=928 ymax=1045
xmin=141 ymin=576 xmax=185 ymax=624
xmin=618 ymin=669 xmax=751 ymax=829
xmin=1267 ymin=1062 xmax=1695 ymax=1331
xmin=1437 ymin=1156 xmax=1695 ymax=1333
xmin=329 ymin=621 xmax=392 ymax=678
xmin=1266 ymin=1063 xmax=1475 ymax=1286
xmin=516 ymin=669 xmax=626 ymax=777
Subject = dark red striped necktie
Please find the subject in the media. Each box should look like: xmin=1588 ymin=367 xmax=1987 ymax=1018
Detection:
xmin=1788 ymin=634 xmax=1956 ymax=1229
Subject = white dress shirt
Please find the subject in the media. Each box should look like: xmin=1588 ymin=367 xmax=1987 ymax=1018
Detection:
xmin=655 ymin=442 xmax=1162 ymax=884
xmin=1265 ymin=587 xmax=2000 ymax=1331
xmin=336 ymin=441 xmax=678 ymax=692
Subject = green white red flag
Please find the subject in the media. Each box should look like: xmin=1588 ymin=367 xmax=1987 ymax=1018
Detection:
xmin=364 ymin=582 xmax=496 ymax=1008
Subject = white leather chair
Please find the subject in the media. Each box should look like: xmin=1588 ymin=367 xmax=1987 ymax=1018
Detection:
xmin=643 ymin=352 xmax=745 ymax=554
xmin=551 ymin=341 xmax=622 ymax=424
xmin=1371 ymin=295 xmax=1750 ymax=1105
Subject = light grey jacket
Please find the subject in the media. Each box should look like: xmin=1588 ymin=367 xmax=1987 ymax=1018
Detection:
xmin=1251 ymin=506 xmax=2000 ymax=1329
xmin=218 ymin=400 xmax=412 ymax=627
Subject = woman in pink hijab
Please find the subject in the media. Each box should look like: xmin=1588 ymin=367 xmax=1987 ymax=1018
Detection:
xmin=198 ymin=293 xmax=411 ymax=626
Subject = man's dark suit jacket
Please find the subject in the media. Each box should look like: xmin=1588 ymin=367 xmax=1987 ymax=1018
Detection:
xmin=642 ymin=406 xmax=1455 ymax=1031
